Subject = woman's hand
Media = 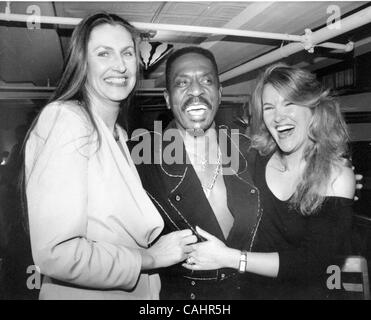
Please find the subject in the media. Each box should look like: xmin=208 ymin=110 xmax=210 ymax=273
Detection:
xmin=182 ymin=226 xmax=238 ymax=271
xmin=145 ymin=229 xmax=197 ymax=269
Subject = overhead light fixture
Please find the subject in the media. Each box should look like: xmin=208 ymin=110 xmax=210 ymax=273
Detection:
xmin=139 ymin=31 xmax=173 ymax=71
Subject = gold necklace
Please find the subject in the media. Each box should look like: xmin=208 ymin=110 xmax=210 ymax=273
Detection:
xmin=202 ymin=149 xmax=222 ymax=198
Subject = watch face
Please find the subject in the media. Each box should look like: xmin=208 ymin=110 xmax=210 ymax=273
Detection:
xmin=238 ymin=251 xmax=248 ymax=273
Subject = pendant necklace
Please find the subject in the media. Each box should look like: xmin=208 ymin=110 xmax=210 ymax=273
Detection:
xmin=202 ymin=149 xmax=222 ymax=198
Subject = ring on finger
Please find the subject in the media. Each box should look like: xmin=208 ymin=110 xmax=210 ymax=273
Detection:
xmin=186 ymin=256 xmax=195 ymax=265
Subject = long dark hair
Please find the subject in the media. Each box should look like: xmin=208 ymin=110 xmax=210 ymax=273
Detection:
xmin=20 ymin=12 xmax=140 ymax=231
xmin=51 ymin=12 xmax=140 ymax=137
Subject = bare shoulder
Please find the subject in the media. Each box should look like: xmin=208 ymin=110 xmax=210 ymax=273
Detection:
xmin=327 ymin=164 xmax=355 ymax=199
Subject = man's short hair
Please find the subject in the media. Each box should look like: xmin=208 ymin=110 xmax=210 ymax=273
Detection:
xmin=165 ymin=46 xmax=219 ymax=90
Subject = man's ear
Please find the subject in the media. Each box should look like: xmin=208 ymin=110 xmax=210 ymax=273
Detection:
xmin=164 ymin=89 xmax=171 ymax=110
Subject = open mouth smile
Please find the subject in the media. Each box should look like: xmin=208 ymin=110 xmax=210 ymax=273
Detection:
xmin=104 ymin=76 xmax=128 ymax=86
xmin=276 ymin=124 xmax=295 ymax=138
xmin=185 ymin=104 xmax=208 ymax=117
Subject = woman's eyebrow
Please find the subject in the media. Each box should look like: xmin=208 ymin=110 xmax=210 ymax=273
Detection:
xmin=93 ymin=45 xmax=134 ymax=52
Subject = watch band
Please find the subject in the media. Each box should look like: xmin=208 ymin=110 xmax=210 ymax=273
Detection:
xmin=238 ymin=250 xmax=248 ymax=273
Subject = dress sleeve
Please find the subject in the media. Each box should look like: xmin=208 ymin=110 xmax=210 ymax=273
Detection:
xmin=25 ymin=103 xmax=142 ymax=290
xmin=277 ymin=198 xmax=353 ymax=282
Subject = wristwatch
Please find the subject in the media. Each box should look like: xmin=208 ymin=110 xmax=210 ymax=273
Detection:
xmin=238 ymin=250 xmax=248 ymax=273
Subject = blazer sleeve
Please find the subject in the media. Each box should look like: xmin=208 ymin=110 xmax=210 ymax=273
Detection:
xmin=25 ymin=103 xmax=142 ymax=290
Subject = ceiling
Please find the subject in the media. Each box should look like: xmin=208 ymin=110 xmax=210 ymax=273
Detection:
xmin=1 ymin=1 xmax=371 ymax=107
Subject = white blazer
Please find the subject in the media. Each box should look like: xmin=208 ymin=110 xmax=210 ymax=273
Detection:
xmin=25 ymin=101 xmax=164 ymax=300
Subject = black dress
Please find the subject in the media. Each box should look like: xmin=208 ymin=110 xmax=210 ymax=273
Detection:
xmin=245 ymin=153 xmax=354 ymax=299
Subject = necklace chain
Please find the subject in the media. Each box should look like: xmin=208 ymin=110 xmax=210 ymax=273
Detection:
xmin=202 ymin=149 xmax=222 ymax=198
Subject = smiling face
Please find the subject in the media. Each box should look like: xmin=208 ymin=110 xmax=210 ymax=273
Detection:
xmin=164 ymin=53 xmax=222 ymax=133
xmin=86 ymin=23 xmax=137 ymax=107
xmin=262 ymin=84 xmax=313 ymax=155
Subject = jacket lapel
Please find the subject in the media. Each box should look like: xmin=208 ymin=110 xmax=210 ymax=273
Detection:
xmin=217 ymin=125 xmax=261 ymax=249
xmin=159 ymin=123 xmax=226 ymax=241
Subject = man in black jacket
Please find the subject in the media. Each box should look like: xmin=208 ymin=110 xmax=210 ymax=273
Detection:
xmin=129 ymin=47 xmax=261 ymax=300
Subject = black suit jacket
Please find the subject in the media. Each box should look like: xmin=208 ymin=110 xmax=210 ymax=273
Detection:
xmin=128 ymin=121 xmax=262 ymax=299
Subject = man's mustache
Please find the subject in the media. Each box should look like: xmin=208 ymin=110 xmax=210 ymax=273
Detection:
xmin=181 ymin=97 xmax=212 ymax=111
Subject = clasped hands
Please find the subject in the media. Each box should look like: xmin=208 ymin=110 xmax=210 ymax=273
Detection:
xmin=147 ymin=226 xmax=229 ymax=270
xmin=182 ymin=226 xmax=229 ymax=271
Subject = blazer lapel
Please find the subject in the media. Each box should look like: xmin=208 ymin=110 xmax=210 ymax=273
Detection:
xmin=93 ymin=113 xmax=163 ymax=245
xmin=167 ymin=161 xmax=227 ymax=242
xmin=217 ymin=125 xmax=261 ymax=249
xmin=159 ymin=123 xmax=226 ymax=241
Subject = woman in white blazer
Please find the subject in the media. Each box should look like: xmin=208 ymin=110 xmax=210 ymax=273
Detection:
xmin=24 ymin=12 xmax=196 ymax=300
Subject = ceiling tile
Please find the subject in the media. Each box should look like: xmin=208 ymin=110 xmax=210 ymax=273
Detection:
xmin=206 ymin=2 xmax=251 ymax=19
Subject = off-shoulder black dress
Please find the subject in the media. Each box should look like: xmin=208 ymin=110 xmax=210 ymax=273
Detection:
xmin=244 ymin=153 xmax=354 ymax=299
